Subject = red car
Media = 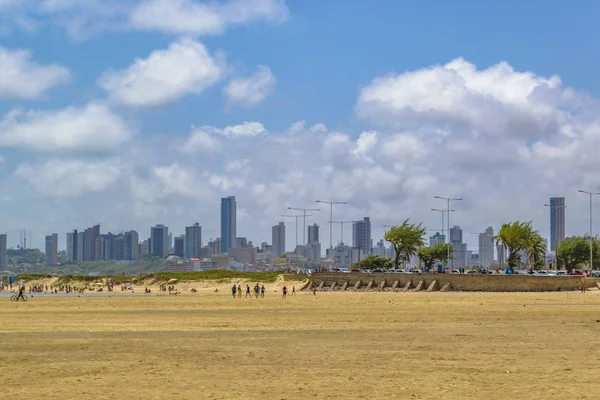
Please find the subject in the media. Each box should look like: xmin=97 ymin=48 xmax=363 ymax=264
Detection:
xmin=569 ymin=269 xmax=589 ymax=277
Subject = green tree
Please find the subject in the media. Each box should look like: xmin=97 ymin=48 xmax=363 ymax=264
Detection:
xmin=557 ymin=236 xmax=600 ymax=271
xmin=417 ymin=243 xmax=452 ymax=271
xmin=384 ymin=219 xmax=426 ymax=268
xmin=351 ymin=255 xmax=394 ymax=270
xmin=494 ymin=221 xmax=546 ymax=271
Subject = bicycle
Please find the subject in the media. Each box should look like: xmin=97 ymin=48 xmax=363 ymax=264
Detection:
xmin=10 ymin=294 xmax=27 ymax=302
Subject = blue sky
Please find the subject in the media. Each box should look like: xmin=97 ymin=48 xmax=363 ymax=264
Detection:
xmin=0 ymin=0 xmax=599 ymax=252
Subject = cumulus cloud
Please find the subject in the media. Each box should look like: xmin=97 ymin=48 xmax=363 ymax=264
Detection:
xmin=223 ymin=65 xmax=276 ymax=108
xmin=15 ymin=159 xmax=123 ymax=196
xmin=99 ymin=38 xmax=226 ymax=107
xmin=5 ymin=57 xmax=600 ymax=253
xmin=0 ymin=46 xmax=70 ymax=99
xmin=129 ymin=0 xmax=288 ymax=36
xmin=0 ymin=103 xmax=132 ymax=152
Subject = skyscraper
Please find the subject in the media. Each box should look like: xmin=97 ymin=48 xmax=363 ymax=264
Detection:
xmin=124 ymin=230 xmax=139 ymax=261
xmin=308 ymin=223 xmax=319 ymax=244
xmin=76 ymin=231 xmax=84 ymax=262
xmin=449 ymin=226 xmax=463 ymax=244
xmin=83 ymin=224 xmax=100 ymax=261
xmin=272 ymin=222 xmax=286 ymax=257
xmin=0 ymin=234 xmax=7 ymax=271
xmin=352 ymin=217 xmax=372 ymax=257
xmin=220 ymin=196 xmax=237 ymax=253
xmin=66 ymin=230 xmax=78 ymax=263
xmin=151 ymin=224 xmax=169 ymax=258
xmin=550 ymin=197 xmax=565 ymax=252
xmin=185 ymin=223 xmax=202 ymax=259
xmin=45 ymin=233 xmax=58 ymax=265
xmin=174 ymin=235 xmax=185 ymax=257
xmin=478 ymin=226 xmax=494 ymax=268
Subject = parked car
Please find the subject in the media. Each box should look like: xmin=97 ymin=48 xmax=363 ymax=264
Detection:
xmin=591 ymin=271 xmax=600 ymax=278
xmin=570 ymin=269 xmax=589 ymax=276
xmin=555 ymin=271 xmax=568 ymax=276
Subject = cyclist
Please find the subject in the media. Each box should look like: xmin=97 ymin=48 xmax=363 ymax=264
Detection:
xmin=16 ymin=285 xmax=26 ymax=301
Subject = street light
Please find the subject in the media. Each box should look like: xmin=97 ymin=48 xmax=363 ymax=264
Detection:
xmin=316 ymin=200 xmax=347 ymax=253
xmin=578 ymin=190 xmax=600 ymax=274
xmin=330 ymin=221 xmax=353 ymax=245
xmin=434 ymin=196 xmax=463 ymax=269
xmin=281 ymin=214 xmax=311 ymax=250
xmin=544 ymin=203 xmax=567 ymax=270
xmin=288 ymin=207 xmax=321 ymax=246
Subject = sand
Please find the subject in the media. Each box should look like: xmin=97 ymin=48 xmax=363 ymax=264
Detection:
xmin=2 ymin=290 xmax=600 ymax=399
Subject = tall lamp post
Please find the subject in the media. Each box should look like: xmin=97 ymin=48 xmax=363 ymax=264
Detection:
xmin=288 ymin=207 xmax=321 ymax=247
xmin=544 ymin=203 xmax=567 ymax=270
xmin=434 ymin=196 xmax=463 ymax=269
xmin=577 ymin=190 xmax=600 ymax=274
xmin=316 ymin=200 xmax=347 ymax=254
xmin=331 ymin=221 xmax=353 ymax=245
xmin=282 ymin=214 xmax=311 ymax=251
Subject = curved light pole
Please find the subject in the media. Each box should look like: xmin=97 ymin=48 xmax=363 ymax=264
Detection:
xmin=316 ymin=200 xmax=347 ymax=253
xmin=288 ymin=207 xmax=320 ymax=246
xmin=578 ymin=190 xmax=600 ymax=274
xmin=281 ymin=214 xmax=311 ymax=251
xmin=544 ymin=203 xmax=567 ymax=270
xmin=331 ymin=221 xmax=353 ymax=245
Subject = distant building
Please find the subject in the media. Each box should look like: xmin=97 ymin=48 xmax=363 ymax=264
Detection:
xmin=228 ymin=247 xmax=256 ymax=264
xmin=429 ymin=232 xmax=446 ymax=246
xmin=76 ymin=231 xmax=84 ymax=262
xmin=352 ymin=217 xmax=372 ymax=258
xmin=174 ymin=235 xmax=185 ymax=257
xmin=45 ymin=233 xmax=58 ymax=265
xmin=236 ymin=237 xmax=248 ymax=248
xmin=139 ymin=239 xmax=149 ymax=257
xmin=211 ymin=254 xmax=233 ymax=269
xmin=304 ymin=241 xmax=321 ymax=262
xmin=124 ymin=230 xmax=139 ymax=261
xmin=66 ymin=230 xmax=77 ymax=263
xmin=478 ymin=226 xmax=494 ymax=268
xmin=272 ymin=222 xmax=286 ymax=257
xmin=449 ymin=226 xmax=463 ymax=244
xmin=308 ymin=223 xmax=319 ymax=244
xmin=220 ymin=196 xmax=237 ymax=253
xmin=333 ymin=243 xmax=357 ymax=268
xmin=451 ymin=243 xmax=468 ymax=268
xmin=497 ymin=244 xmax=506 ymax=266
xmin=150 ymin=224 xmax=169 ymax=258
xmin=83 ymin=224 xmax=100 ymax=261
xmin=0 ymin=234 xmax=7 ymax=270
xmin=550 ymin=197 xmax=566 ymax=252
xmin=185 ymin=223 xmax=202 ymax=259
xmin=372 ymin=239 xmax=393 ymax=258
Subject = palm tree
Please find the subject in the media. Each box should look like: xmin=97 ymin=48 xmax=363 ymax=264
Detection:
xmin=494 ymin=221 xmax=545 ymax=271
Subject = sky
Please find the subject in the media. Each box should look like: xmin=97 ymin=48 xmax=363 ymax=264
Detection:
xmin=1 ymin=0 xmax=600 ymax=253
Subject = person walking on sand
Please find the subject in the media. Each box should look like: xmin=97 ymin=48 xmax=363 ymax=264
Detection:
xmin=15 ymin=284 xmax=26 ymax=301
xmin=254 ymin=283 xmax=260 ymax=298
xmin=238 ymin=285 xmax=242 ymax=298
xmin=232 ymin=284 xmax=237 ymax=299
xmin=282 ymin=285 xmax=288 ymax=299
xmin=260 ymin=285 xmax=265 ymax=298
xmin=245 ymin=285 xmax=251 ymax=298
xmin=292 ymin=286 xmax=296 ymax=296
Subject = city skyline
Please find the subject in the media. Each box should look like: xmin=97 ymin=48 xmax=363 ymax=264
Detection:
xmin=0 ymin=3 xmax=599 ymax=259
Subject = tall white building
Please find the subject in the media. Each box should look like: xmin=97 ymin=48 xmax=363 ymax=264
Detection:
xmin=0 ymin=234 xmax=7 ymax=271
xmin=272 ymin=222 xmax=285 ymax=257
xmin=550 ymin=197 xmax=565 ymax=252
xmin=185 ymin=223 xmax=202 ymax=259
xmin=352 ymin=217 xmax=372 ymax=258
xmin=451 ymin=243 xmax=468 ymax=268
xmin=305 ymin=242 xmax=321 ymax=262
xmin=478 ymin=226 xmax=494 ymax=267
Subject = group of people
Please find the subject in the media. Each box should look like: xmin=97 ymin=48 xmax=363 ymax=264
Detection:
xmin=231 ymin=283 xmax=296 ymax=299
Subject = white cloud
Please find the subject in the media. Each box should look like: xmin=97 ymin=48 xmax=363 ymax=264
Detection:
xmin=356 ymin=57 xmax=563 ymax=139
xmin=15 ymin=159 xmax=122 ymax=196
xmin=352 ymin=131 xmax=378 ymax=162
xmin=223 ymin=65 xmax=276 ymax=108
xmin=0 ymin=103 xmax=132 ymax=152
xmin=181 ymin=127 xmax=221 ymax=154
xmin=129 ymin=0 xmax=288 ymax=36
xmin=0 ymin=46 xmax=70 ymax=99
xmin=98 ymin=38 xmax=226 ymax=107
xmin=222 ymin=121 xmax=266 ymax=137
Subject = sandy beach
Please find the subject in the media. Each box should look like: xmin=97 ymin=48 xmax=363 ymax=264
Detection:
xmin=2 ymin=289 xmax=600 ymax=399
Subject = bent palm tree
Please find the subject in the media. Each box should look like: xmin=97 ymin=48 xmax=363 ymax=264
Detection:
xmin=494 ymin=221 xmax=545 ymax=271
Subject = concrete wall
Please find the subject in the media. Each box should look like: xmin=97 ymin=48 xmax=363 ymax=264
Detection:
xmin=308 ymin=272 xmax=597 ymax=292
